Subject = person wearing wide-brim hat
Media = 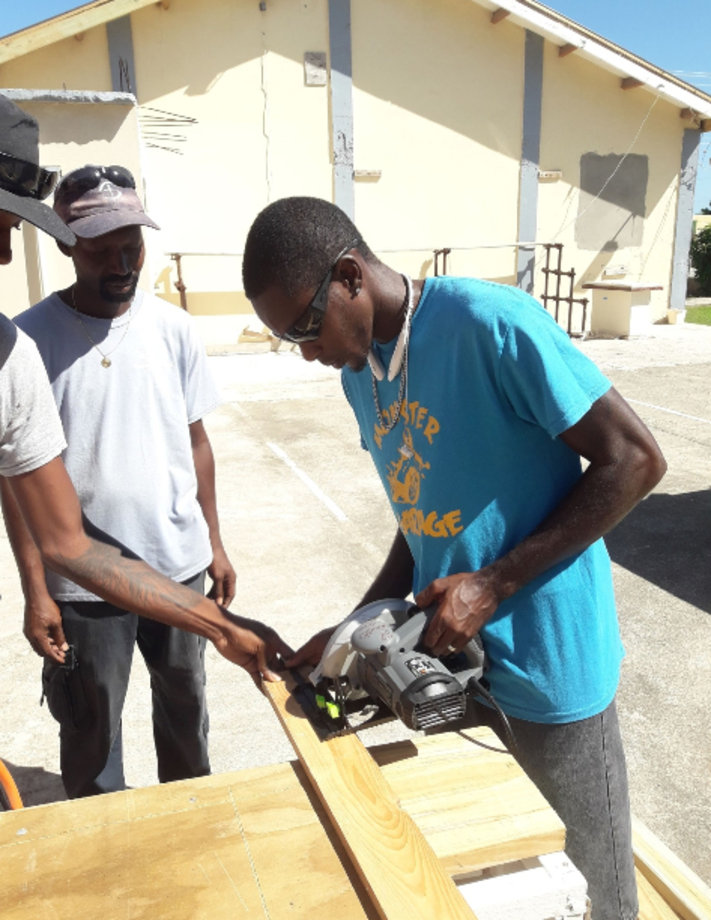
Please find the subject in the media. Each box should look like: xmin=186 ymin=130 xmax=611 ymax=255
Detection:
xmin=0 ymin=94 xmax=75 ymax=253
xmin=0 ymin=95 xmax=290 ymax=700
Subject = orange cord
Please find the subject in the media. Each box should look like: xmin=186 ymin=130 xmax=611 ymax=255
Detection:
xmin=0 ymin=758 xmax=23 ymax=809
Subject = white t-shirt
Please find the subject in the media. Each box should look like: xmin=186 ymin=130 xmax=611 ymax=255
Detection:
xmin=15 ymin=291 xmax=221 ymax=600
xmin=0 ymin=314 xmax=66 ymax=477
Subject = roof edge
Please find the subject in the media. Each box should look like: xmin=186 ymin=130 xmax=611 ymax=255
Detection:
xmin=477 ymin=0 xmax=711 ymax=121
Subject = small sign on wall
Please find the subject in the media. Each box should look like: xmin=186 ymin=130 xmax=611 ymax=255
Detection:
xmin=304 ymin=52 xmax=327 ymax=86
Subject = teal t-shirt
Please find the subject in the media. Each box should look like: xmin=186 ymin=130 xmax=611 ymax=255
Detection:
xmin=342 ymin=276 xmax=623 ymax=723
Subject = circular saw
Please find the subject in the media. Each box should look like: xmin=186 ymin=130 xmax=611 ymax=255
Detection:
xmin=297 ymin=598 xmax=487 ymax=738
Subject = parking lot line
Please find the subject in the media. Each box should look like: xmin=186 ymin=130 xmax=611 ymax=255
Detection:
xmin=267 ymin=441 xmax=348 ymax=521
xmin=627 ymin=399 xmax=711 ymax=425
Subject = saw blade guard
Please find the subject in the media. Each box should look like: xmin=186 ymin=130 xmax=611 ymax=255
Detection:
xmin=308 ymin=598 xmax=416 ymax=686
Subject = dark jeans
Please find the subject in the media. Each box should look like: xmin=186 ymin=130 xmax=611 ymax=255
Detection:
xmin=471 ymin=698 xmax=638 ymax=920
xmin=42 ymin=572 xmax=210 ymax=799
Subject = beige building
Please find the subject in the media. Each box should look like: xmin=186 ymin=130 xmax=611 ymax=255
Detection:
xmin=1 ymin=0 xmax=710 ymax=343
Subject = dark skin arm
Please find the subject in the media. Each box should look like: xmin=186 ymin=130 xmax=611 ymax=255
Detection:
xmin=417 ymin=388 xmax=667 ymax=654
xmin=2 ymin=420 xmax=239 ymax=659
xmin=288 ymin=387 xmax=665 ymax=667
xmin=0 ymin=477 xmax=66 ymax=663
xmin=4 ymin=457 xmax=291 ymax=684
xmin=190 ymin=419 xmax=236 ymax=608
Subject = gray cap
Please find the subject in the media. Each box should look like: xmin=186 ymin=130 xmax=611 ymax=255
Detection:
xmin=53 ymin=165 xmax=160 ymax=239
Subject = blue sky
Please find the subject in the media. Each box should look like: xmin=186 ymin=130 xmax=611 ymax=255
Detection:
xmin=3 ymin=0 xmax=711 ymax=208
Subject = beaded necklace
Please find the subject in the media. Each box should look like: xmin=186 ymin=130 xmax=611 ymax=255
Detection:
xmin=370 ymin=275 xmax=414 ymax=434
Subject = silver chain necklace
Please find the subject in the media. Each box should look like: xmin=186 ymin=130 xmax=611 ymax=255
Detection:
xmin=371 ymin=275 xmax=413 ymax=434
xmin=70 ymin=284 xmax=133 ymax=368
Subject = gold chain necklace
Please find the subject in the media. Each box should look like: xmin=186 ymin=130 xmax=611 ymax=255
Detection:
xmin=371 ymin=275 xmax=413 ymax=434
xmin=70 ymin=285 xmax=133 ymax=368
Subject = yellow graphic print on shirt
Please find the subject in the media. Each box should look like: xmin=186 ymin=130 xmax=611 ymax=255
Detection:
xmin=375 ymin=399 xmax=464 ymax=539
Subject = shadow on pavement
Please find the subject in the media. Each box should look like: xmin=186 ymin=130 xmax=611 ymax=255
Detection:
xmin=606 ymin=490 xmax=711 ymax=614
xmin=2 ymin=761 xmax=66 ymax=808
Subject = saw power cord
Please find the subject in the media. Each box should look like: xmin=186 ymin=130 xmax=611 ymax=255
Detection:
xmin=466 ymin=677 xmax=519 ymax=758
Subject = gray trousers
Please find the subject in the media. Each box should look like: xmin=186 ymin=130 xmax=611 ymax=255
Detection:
xmin=42 ymin=572 xmax=210 ymax=799
xmin=471 ymin=698 xmax=638 ymax=920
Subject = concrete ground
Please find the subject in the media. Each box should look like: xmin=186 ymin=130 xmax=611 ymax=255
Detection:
xmin=1 ymin=319 xmax=710 ymax=887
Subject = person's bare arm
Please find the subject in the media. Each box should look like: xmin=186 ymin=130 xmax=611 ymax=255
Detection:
xmin=5 ymin=457 xmax=291 ymax=684
xmin=190 ymin=419 xmax=236 ymax=607
xmin=417 ymin=388 xmax=667 ymax=655
xmin=0 ymin=477 xmax=66 ymax=662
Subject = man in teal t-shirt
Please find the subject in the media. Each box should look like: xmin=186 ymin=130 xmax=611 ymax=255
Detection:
xmin=342 ymin=275 xmax=622 ymax=726
xmin=242 ymin=196 xmax=666 ymax=920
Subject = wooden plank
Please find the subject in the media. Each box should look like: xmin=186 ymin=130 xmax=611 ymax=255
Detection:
xmin=621 ymin=77 xmax=645 ymax=90
xmin=637 ymin=869 xmax=684 ymax=920
xmin=264 ymin=678 xmax=477 ymax=920
xmin=558 ymin=42 xmax=578 ymax=57
xmin=0 ymin=764 xmax=376 ymax=920
xmin=490 ymin=8 xmax=510 ymax=24
xmin=633 ymin=817 xmax=711 ymax=920
xmin=374 ymin=729 xmax=566 ymax=879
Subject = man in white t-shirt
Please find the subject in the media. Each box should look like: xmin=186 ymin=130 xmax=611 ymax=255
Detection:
xmin=0 ymin=97 xmax=289 ymax=791
xmin=4 ymin=162 xmax=242 ymax=797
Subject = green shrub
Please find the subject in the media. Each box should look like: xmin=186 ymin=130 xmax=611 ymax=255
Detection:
xmin=690 ymin=226 xmax=711 ymax=294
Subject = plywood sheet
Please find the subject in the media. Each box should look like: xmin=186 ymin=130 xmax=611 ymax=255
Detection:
xmin=0 ymin=762 xmax=376 ymax=920
xmin=1 ymin=705 xmax=565 ymax=919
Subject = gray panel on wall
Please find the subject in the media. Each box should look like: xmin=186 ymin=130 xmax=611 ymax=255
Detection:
xmin=107 ymin=16 xmax=137 ymax=96
xmin=670 ymin=129 xmax=700 ymax=311
xmin=329 ymin=0 xmax=354 ymax=219
xmin=576 ymin=153 xmax=648 ymax=250
xmin=517 ymin=31 xmax=543 ymax=293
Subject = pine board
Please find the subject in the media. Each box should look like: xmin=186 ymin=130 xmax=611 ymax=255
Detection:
xmin=373 ymin=729 xmax=565 ymax=879
xmin=637 ymin=869 xmax=684 ymax=920
xmin=265 ymin=678 xmax=477 ymax=920
xmin=633 ymin=817 xmax=711 ymax=920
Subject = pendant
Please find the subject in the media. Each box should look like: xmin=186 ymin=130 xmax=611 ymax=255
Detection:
xmin=101 ymin=357 xmax=112 ymax=368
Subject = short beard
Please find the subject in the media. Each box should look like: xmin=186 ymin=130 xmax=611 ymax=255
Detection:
xmin=99 ymin=274 xmax=138 ymax=303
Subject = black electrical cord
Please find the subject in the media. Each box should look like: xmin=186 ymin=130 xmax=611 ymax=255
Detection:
xmin=466 ymin=677 xmax=519 ymax=758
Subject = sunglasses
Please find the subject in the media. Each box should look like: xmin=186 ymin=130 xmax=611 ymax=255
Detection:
xmin=0 ymin=150 xmax=59 ymax=200
xmin=56 ymin=165 xmax=136 ymax=201
xmin=276 ymin=238 xmax=361 ymax=344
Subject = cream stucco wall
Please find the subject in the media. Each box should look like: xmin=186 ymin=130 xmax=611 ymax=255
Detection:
xmin=350 ymin=0 xmax=524 ymax=285
xmin=0 ymin=0 xmax=699 ymax=340
xmin=537 ymin=41 xmax=685 ymax=323
xmin=0 ymin=27 xmax=112 ymax=91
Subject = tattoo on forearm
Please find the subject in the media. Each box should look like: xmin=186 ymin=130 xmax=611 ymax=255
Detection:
xmin=52 ymin=538 xmax=209 ymax=629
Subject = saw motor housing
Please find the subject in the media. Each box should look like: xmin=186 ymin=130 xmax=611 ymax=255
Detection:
xmin=314 ymin=600 xmax=486 ymax=733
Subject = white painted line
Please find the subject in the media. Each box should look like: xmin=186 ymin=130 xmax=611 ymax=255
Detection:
xmin=266 ymin=441 xmax=348 ymax=521
xmin=628 ymin=399 xmax=711 ymax=426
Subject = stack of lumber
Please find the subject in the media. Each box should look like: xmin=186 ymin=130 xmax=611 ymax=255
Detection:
xmin=1 ymin=673 xmax=708 ymax=919
xmin=633 ymin=818 xmax=711 ymax=920
xmin=1 ymin=690 xmax=565 ymax=919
